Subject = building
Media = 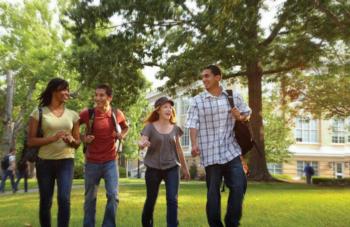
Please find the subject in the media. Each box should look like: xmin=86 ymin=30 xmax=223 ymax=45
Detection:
xmin=143 ymin=87 xmax=350 ymax=180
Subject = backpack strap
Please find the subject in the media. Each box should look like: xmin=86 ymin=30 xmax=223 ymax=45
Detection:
xmin=37 ymin=107 xmax=43 ymax=136
xmin=226 ymin=89 xmax=235 ymax=108
xmin=87 ymin=108 xmax=95 ymax=134
xmin=111 ymin=108 xmax=122 ymax=153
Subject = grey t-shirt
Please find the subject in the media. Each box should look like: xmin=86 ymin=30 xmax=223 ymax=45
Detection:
xmin=141 ymin=123 xmax=183 ymax=170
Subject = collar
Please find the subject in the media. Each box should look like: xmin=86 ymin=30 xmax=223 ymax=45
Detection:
xmin=204 ymin=85 xmax=228 ymax=98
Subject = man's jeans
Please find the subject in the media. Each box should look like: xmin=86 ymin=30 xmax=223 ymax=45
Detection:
xmin=0 ymin=169 xmax=16 ymax=192
xmin=142 ymin=166 xmax=180 ymax=227
xmin=84 ymin=160 xmax=119 ymax=227
xmin=36 ymin=158 xmax=74 ymax=227
xmin=205 ymin=156 xmax=247 ymax=227
xmin=15 ymin=171 xmax=28 ymax=192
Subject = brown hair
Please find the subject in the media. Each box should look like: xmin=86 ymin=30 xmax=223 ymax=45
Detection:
xmin=144 ymin=106 xmax=177 ymax=124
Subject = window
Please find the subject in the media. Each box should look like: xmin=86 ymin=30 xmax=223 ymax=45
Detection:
xmin=181 ymin=128 xmax=190 ymax=147
xmin=294 ymin=117 xmax=319 ymax=143
xmin=267 ymin=163 xmax=283 ymax=175
xmin=180 ymin=98 xmax=190 ymax=116
xmin=297 ymin=161 xmax=318 ymax=177
xmin=332 ymin=119 xmax=346 ymax=144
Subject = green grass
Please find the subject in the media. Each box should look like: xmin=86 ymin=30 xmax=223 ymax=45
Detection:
xmin=1 ymin=179 xmax=349 ymax=227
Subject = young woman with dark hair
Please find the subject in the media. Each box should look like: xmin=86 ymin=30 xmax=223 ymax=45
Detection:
xmin=28 ymin=78 xmax=80 ymax=227
xmin=138 ymin=96 xmax=190 ymax=227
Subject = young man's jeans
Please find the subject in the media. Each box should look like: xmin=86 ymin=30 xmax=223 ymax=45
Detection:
xmin=0 ymin=169 xmax=16 ymax=192
xmin=84 ymin=160 xmax=119 ymax=227
xmin=142 ymin=165 xmax=180 ymax=227
xmin=15 ymin=171 xmax=28 ymax=192
xmin=36 ymin=158 xmax=74 ymax=227
xmin=205 ymin=156 xmax=247 ymax=227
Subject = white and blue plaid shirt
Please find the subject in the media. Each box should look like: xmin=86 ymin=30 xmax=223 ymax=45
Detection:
xmin=186 ymin=88 xmax=251 ymax=167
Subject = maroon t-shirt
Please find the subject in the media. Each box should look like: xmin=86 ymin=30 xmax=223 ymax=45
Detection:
xmin=80 ymin=108 xmax=127 ymax=163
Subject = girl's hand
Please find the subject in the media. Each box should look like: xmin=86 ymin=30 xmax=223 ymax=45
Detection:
xmin=182 ymin=168 xmax=191 ymax=181
xmin=138 ymin=138 xmax=151 ymax=149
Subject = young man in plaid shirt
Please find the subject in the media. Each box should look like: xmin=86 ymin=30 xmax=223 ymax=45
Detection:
xmin=186 ymin=65 xmax=251 ymax=227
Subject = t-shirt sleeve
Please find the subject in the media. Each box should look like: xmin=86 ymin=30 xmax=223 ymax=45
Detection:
xmin=176 ymin=125 xmax=184 ymax=137
xmin=79 ymin=109 xmax=89 ymax=125
xmin=116 ymin=109 xmax=128 ymax=129
xmin=30 ymin=108 xmax=39 ymax=121
xmin=141 ymin=124 xmax=152 ymax=138
xmin=71 ymin=110 xmax=80 ymax=124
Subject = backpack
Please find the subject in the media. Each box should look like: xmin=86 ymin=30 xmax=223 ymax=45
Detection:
xmin=24 ymin=107 xmax=43 ymax=162
xmin=1 ymin=155 xmax=10 ymax=170
xmin=83 ymin=107 xmax=123 ymax=154
xmin=226 ymin=90 xmax=255 ymax=156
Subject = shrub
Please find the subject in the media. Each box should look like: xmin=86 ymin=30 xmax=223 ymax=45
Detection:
xmin=74 ymin=164 xmax=84 ymax=179
xmin=312 ymin=177 xmax=350 ymax=186
xmin=119 ymin=166 xmax=126 ymax=178
xmin=189 ymin=162 xmax=198 ymax=179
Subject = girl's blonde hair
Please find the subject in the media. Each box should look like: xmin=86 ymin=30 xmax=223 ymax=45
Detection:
xmin=144 ymin=106 xmax=177 ymax=124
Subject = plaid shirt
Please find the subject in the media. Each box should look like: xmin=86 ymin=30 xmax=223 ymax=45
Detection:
xmin=186 ymin=88 xmax=251 ymax=167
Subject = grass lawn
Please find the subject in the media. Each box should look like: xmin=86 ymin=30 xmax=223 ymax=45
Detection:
xmin=0 ymin=179 xmax=349 ymax=227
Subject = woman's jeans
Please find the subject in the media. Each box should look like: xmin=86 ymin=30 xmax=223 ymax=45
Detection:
xmin=142 ymin=166 xmax=180 ymax=227
xmin=36 ymin=158 xmax=74 ymax=227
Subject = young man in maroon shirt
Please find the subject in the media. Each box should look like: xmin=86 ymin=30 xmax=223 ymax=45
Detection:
xmin=80 ymin=84 xmax=129 ymax=227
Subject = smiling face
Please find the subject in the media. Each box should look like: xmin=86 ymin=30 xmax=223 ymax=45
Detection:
xmin=157 ymin=102 xmax=173 ymax=121
xmin=201 ymin=68 xmax=221 ymax=91
xmin=94 ymin=88 xmax=112 ymax=109
xmin=52 ymin=87 xmax=70 ymax=103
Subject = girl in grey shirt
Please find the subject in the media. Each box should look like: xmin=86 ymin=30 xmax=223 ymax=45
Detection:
xmin=138 ymin=96 xmax=190 ymax=227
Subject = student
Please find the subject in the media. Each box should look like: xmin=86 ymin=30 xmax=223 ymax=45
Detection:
xmin=138 ymin=96 xmax=190 ymax=227
xmin=80 ymin=84 xmax=129 ymax=227
xmin=28 ymin=78 xmax=80 ymax=227
xmin=187 ymin=65 xmax=251 ymax=227
xmin=0 ymin=148 xmax=16 ymax=193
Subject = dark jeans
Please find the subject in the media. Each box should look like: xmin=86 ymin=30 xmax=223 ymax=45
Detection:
xmin=15 ymin=171 xmax=28 ymax=192
xmin=205 ymin=156 xmax=247 ymax=227
xmin=142 ymin=166 xmax=180 ymax=227
xmin=84 ymin=160 xmax=119 ymax=227
xmin=36 ymin=158 xmax=74 ymax=227
xmin=0 ymin=169 xmax=16 ymax=192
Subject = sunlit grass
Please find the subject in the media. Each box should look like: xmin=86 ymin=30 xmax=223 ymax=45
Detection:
xmin=1 ymin=179 xmax=349 ymax=227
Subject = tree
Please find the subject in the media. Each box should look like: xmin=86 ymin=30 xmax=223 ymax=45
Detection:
xmin=263 ymin=90 xmax=293 ymax=163
xmin=0 ymin=0 xmax=79 ymax=159
xmin=67 ymin=0 xmax=350 ymax=180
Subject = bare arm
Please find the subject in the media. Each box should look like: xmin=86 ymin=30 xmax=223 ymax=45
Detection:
xmin=63 ymin=121 xmax=81 ymax=149
xmin=189 ymin=128 xmax=200 ymax=157
xmin=175 ymin=136 xmax=190 ymax=180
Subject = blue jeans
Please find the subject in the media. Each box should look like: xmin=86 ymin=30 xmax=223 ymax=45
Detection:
xmin=0 ymin=169 xmax=16 ymax=192
xmin=36 ymin=158 xmax=74 ymax=227
xmin=142 ymin=166 xmax=180 ymax=227
xmin=205 ymin=156 xmax=247 ymax=227
xmin=15 ymin=171 xmax=28 ymax=192
xmin=84 ymin=160 xmax=119 ymax=227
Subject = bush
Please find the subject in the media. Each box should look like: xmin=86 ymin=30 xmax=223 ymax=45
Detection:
xmin=119 ymin=166 xmax=126 ymax=178
xmin=189 ymin=162 xmax=198 ymax=179
xmin=74 ymin=164 xmax=84 ymax=179
xmin=312 ymin=177 xmax=350 ymax=186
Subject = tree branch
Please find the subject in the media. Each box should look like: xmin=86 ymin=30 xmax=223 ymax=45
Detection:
xmin=259 ymin=0 xmax=292 ymax=47
xmin=314 ymin=0 xmax=347 ymax=29
xmin=263 ymin=62 xmax=303 ymax=75
xmin=222 ymin=71 xmax=247 ymax=79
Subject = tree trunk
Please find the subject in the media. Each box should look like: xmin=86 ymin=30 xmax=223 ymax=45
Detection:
xmin=12 ymin=80 xmax=37 ymax=145
xmin=0 ymin=71 xmax=15 ymax=175
xmin=246 ymin=62 xmax=273 ymax=181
